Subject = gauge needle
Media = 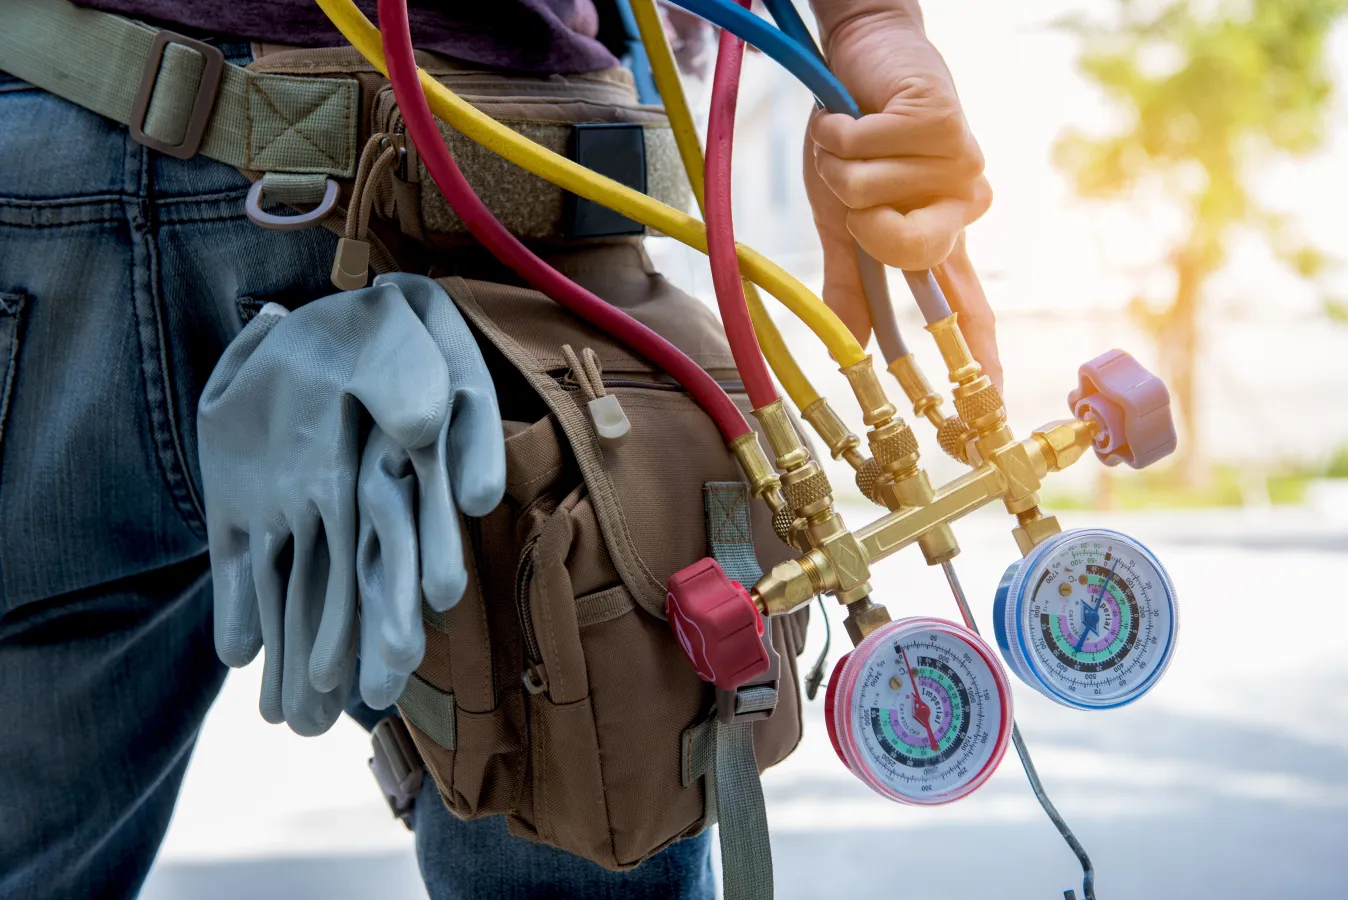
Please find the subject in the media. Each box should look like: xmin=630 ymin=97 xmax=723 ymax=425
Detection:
xmin=899 ymin=646 xmax=940 ymax=752
xmin=1075 ymin=557 xmax=1118 ymax=653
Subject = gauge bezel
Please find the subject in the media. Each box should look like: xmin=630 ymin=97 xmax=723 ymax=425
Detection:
xmin=826 ymin=617 xmax=1013 ymax=805
xmin=994 ymin=527 xmax=1179 ymax=710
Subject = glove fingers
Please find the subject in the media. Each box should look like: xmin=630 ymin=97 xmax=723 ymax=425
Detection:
xmin=251 ymin=523 xmax=291 ymax=725
xmin=374 ymin=273 xmax=504 ymax=517
xmin=359 ymin=605 xmax=411 ymax=712
xmin=447 ymin=383 xmax=506 ymax=517
xmin=348 ymin=285 xmax=451 ymax=451
xmin=309 ymin=494 xmax=359 ymax=695
xmin=282 ymin=516 xmax=347 ymax=736
xmin=357 ymin=431 xmax=425 ymax=686
xmin=210 ymin=525 xmax=262 ymax=668
xmin=408 ymin=434 xmax=468 ymax=613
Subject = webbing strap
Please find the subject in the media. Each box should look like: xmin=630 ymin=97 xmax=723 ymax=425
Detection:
xmin=686 ymin=482 xmax=775 ymax=900
xmin=1 ymin=0 xmax=358 ymax=177
xmin=705 ymin=482 xmax=765 ymax=586
xmin=397 ymin=673 xmax=457 ymax=750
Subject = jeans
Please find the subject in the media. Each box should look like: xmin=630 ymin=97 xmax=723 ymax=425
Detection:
xmin=0 ymin=46 xmax=713 ymax=900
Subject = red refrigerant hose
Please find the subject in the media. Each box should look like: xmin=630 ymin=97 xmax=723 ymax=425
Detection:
xmin=376 ymin=0 xmax=753 ymax=442
xmin=704 ymin=0 xmax=779 ymax=410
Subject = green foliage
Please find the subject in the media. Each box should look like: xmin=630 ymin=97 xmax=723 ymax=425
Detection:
xmin=1054 ymin=0 xmax=1345 ymax=470
xmin=1325 ymin=445 xmax=1348 ymax=478
xmin=1056 ymin=0 xmax=1343 ymax=276
xmin=1325 ymin=297 xmax=1348 ymax=323
xmin=1044 ymin=446 xmax=1348 ymax=509
xmin=1044 ymin=464 xmax=1309 ymax=510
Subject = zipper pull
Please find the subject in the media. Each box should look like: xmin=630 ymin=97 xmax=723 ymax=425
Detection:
xmin=522 ymin=662 xmax=550 ymax=695
xmin=330 ymin=133 xmax=400 ymax=290
xmin=562 ymin=344 xmax=630 ymax=448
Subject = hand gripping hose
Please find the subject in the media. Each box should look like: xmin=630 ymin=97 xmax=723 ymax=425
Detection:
xmin=705 ymin=0 xmax=777 ymax=410
xmin=373 ymin=0 xmax=751 ymax=442
xmin=314 ymin=0 xmax=868 ymax=371
xmin=667 ymin=0 xmax=955 ymax=336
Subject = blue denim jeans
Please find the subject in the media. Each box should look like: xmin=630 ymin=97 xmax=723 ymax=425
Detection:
xmin=0 ymin=46 xmax=712 ymax=900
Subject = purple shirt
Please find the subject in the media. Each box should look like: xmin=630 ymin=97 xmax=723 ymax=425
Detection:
xmin=75 ymin=0 xmax=620 ymax=74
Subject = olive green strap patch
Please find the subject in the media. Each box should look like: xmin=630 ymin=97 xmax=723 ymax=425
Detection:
xmin=2 ymin=0 xmax=357 ymax=177
xmin=397 ymin=673 xmax=457 ymax=750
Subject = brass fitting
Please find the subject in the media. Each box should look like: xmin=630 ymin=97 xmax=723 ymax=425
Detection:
xmin=800 ymin=398 xmax=865 ymax=469
xmin=748 ymin=312 xmax=1121 ymax=615
xmin=984 ymin=438 xmax=1044 ymax=509
xmin=927 ymin=313 xmax=984 ymax=387
xmin=753 ymin=553 xmax=827 ymax=617
xmin=867 ymin=420 xmax=921 ymax=476
xmin=936 ymin=416 xmax=976 ymax=464
xmin=771 ymin=505 xmax=795 ymax=545
xmin=729 ymin=431 xmax=784 ymax=511
xmin=840 ymin=356 xmax=897 ymax=428
xmin=1031 ymin=418 xmax=1100 ymax=472
xmin=855 ymin=458 xmax=883 ymax=503
xmin=926 ymin=314 xmax=1008 ymax=441
xmin=872 ymin=468 xmax=960 ymax=565
xmin=843 ymin=598 xmax=893 ymax=646
xmin=815 ymin=526 xmax=873 ymax=605
xmin=752 ymin=400 xmax=810 ymax=472
xmin=887 ymin=353 xmax=946 ymax=429
xmin=1011 ymin=506 xmax=1062 ymax=556
xmin=754 ymin=401 xmax=874 ymax=605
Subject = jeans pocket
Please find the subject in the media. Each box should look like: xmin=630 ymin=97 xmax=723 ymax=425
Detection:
xmin=0 ymin=290 xmax=29 ymax=472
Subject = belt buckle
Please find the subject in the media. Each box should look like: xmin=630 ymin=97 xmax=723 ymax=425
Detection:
xmin=129 ymin=30 xmax=225 ymax=159
xmin=716 ymin=617 xmax=781 ymax=725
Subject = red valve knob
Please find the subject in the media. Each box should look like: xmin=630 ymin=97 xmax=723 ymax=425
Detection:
xmin=1069 ymin=349 xmax=1177 ymax=469
xmin=666 ymin=557 xmax=770 ymax=692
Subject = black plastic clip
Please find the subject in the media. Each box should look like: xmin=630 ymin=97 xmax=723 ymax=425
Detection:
xmin=369 ymin=716 xmax=425 ymax=830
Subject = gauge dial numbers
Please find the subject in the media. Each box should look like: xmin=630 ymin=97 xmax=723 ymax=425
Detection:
xmin=825 ymin=618 xmax=1013 ymax=805
xmin=994 ymin=528 xmax=1178 ymax=710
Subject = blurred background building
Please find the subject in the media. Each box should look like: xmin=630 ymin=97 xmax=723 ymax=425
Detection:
xmin=143 ymin=1 xmax=1348 ymax=897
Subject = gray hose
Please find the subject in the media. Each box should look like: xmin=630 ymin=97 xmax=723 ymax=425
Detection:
xmin=902 ymin=269 xmax=953 ymax=324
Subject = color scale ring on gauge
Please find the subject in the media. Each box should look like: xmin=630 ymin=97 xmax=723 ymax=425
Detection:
xmin=825 ymin=617 xmax=1013 ymax=805
xmin=993 ymin=527 xmax=1179 ymax=710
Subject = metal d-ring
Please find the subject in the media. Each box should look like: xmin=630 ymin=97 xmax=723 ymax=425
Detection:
xmin=245 ymin=177 xmax=340 ymax=231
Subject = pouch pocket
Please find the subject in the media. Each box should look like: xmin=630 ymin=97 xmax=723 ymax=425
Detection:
xmin=506 ymin=398 xmax=806 ymax=868
xmin=407 ymin=271 xmax=808 ymax=870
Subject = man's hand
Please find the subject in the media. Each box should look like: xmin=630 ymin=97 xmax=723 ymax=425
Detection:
xmin=804 ymin=1 xmax=1000 ymax=384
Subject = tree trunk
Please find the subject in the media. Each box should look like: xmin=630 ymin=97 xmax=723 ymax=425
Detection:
xmin=1162 ymin=241 xmax=1209 ymax=484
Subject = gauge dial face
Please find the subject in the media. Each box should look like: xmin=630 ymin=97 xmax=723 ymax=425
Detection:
xmin=994 ymin=528 xmax=1178 ymax=709
xmin=825 ymin=618 xmax=1012 ymax=805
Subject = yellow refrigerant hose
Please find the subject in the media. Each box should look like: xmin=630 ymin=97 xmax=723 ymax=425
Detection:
xmin=314 ymin=0 xmax=866 ymax=372
xmin=626 ymin=0 xmax=820 ymax=410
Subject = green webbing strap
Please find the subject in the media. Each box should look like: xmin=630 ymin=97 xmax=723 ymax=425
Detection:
xmin=704 ymin=482 xmax=765 ymax=586
xmin=397 ymin=673 xmax=457 ymax=750
xmin=1 ymin=0 xmax=358 ymax=177
xmin=257 ymin=172 xmax=334 ymax=207
xmin=687 ymin=482 xmax=776 ymax=900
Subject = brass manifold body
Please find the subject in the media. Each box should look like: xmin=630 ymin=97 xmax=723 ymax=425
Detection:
xmin=736 ymin=312 xmax=1104 ymax=646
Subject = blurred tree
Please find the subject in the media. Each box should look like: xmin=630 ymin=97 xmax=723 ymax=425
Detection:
xmin=1055 ymin=0 xmax=1346 ymax=473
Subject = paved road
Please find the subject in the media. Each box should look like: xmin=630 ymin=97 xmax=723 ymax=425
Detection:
xmin=142 ymin=505 xmax=1348 ymax=900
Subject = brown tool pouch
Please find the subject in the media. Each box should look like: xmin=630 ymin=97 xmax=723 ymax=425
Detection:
xmin=397 ymin=251 xmax=809 ymax=868
xmin=242 ymin=44 xmax=810 ymax=869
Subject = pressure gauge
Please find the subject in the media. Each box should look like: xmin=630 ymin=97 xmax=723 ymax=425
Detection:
xmin=825 ymin=617 xmax=1013 ymax=805
xmin=994 ymin=528 xmax=1178 ymax=709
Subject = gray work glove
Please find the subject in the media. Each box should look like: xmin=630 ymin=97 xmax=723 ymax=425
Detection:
xmin=199 ymin=275 xmax=501 ymax=734
xmin=353 ymin=273 xmax=505 ymax=709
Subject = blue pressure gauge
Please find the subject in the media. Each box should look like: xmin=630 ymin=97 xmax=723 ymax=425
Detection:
xmin=993 ymin=528 xmax=1178 ymax=710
